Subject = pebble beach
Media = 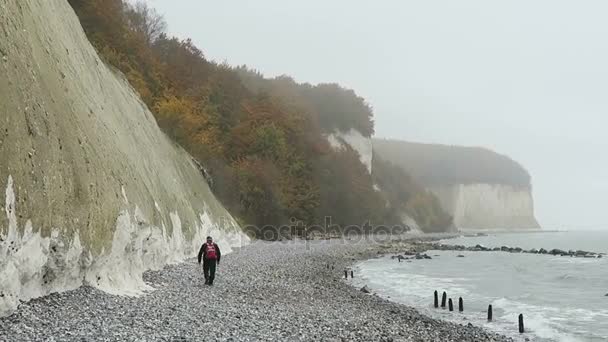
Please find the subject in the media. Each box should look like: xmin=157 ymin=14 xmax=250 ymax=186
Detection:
xmin=0 ymin=238 xmax=512 ymax=342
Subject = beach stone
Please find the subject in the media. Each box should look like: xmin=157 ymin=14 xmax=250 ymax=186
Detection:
xmin=360 ymin=286 xmax=371 ymax=294
xmin=473 ymin=244 xmax=489 ymax=251
xmin=0 ymin=239 xmax=514 ymax=342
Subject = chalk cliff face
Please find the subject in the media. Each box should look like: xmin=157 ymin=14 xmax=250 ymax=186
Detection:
xmin=430 ymin=184 xmax=540 ymax=230
xmin=0 ymin=0 xmax=247 ymax=316
xmin=327 ymin=129 xmax=373 ymax=174
xmin=373 ymin=139 xmax=541 ymax=231
xmin=329 ymin=132 xmax=452 ymax=232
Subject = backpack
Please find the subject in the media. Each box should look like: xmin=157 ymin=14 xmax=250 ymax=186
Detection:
xmin=206 ymin=243 xmax=217 ymax=260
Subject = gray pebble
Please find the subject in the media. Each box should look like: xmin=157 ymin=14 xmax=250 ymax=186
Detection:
xmin=0 ymin=239 xmax=512 ymax=342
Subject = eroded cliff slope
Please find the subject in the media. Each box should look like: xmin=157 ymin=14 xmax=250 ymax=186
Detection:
xmin=0 ymin=0 xmax=247 ymax=316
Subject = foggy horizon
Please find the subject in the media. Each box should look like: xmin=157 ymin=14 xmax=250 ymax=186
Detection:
xmin=144 ymin=0 xmax=608 ymax=230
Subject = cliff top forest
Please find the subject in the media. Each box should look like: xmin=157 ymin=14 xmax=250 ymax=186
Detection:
xmin=373 ymin=139 xmax=532 ymax=189
xmin=67 ymin=0 xmax=452 ymax=233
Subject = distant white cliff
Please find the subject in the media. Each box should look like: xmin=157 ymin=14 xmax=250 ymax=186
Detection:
xmin=430 ymin=184 xmax=540 ymax=230
xmin=372 ymin=139 xmax=541 ymax=232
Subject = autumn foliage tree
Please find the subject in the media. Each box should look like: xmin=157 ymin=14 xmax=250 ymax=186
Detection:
xmin=69 ymin=0 xmax=452 ymax=234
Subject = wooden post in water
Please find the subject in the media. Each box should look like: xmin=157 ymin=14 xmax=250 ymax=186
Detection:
xmin=487 ymin=305 xmax=493 ymax=322
xmin=344 ymin=270 xmax=348 ymax=279
xmin=350 ymin=270 xmax=354 ymax=278
xmin=518 ymin=314 xmax=525 ymax=333
xmin=441 ymin=291 xmax=447 ymax=308
xmin=458 ymin=297 xmax=463 ymax=312
xmin=448 ymin=298 xmax=454 ymax=311
xmin=434 ymin=291 xmax=439 ymax=308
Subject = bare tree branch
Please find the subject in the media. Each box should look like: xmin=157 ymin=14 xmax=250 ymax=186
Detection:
xmin=125 ymin=0 xmax=167 ymax=44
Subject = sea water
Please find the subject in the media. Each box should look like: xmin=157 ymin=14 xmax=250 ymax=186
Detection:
xmin=354 ymin=231 xmax=608 ymax=342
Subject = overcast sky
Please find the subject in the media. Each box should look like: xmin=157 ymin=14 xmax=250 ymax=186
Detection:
xmin=144 ymin=0 xmax=608 ymax=229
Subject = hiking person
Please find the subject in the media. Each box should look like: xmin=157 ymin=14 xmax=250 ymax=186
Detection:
xmin=198 ymin=236 xmax=221 ymax=285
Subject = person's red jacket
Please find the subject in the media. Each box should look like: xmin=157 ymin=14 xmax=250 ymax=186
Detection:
xmin=197 ymin=243 xmax=221 ymax=264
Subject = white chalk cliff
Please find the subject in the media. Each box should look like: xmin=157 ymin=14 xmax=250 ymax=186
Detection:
xmin=0 ymin=0 xmax=248 ymax=316
xmin=328 ymin=131 xmax=431 ymax=231
xmin=327 ymin=128 xmax=373 ymax=174
xmin=372 ymin=139 xmax=541 ymax=231
xmin=430 ymin=184 xmax=540 ymax=230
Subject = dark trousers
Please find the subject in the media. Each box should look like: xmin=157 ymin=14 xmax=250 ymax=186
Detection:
xmin=203 ymin=259 xmax=217 ymax=284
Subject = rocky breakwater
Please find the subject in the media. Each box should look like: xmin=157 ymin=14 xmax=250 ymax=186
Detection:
xmin=401 ymin=241 xmax=605 ymax=259
xmin=391 ymin=250 xmax=433 ymax=262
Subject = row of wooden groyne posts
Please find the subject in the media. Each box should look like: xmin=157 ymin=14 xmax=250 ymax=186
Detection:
xmin=324 ymin=264 xmax=355 ymax=279
xmin=433 ymin=290 xmax=526 ymax=334
xmin=333 ymin=265 xmax=527 ymax=336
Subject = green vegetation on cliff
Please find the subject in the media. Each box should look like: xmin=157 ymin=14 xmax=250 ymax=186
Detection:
xmin=236 ymin=70 xmax=375 ymax=137
xmin=373 ymin=139 xmax=532 ymax=189
xmin=68 ymin=0 xmax=451 ymax=232
xmin=372 ymin=156 xmax=453 ymax=232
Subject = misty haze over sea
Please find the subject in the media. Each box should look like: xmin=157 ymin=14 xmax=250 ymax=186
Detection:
xmin=147 ymin=0 xmax=608 ymax=230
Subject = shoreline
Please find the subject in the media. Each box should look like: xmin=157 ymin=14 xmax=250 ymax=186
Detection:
xmin=352 ymin=232 xmax=608 ymax=342
xmin=0 ymin=236 xmax=512 ymax=341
